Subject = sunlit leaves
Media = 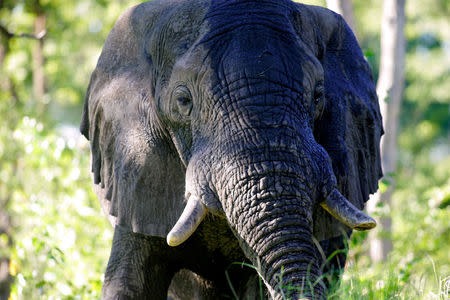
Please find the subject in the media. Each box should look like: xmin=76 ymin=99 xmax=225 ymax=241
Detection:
xmin=5 ymin=115 xmax=113 ymax=298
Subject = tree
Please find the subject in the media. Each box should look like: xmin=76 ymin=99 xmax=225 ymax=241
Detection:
xmin=0 ymin=3 xmax=45 ymax=296
xmin=31 ymin=0 xmax=47 ymax=115
xmin=366 ymin=0 xmax=406 ymax=262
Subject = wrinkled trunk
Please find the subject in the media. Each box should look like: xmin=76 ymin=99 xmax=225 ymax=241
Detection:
xmin=226 ymin=177 xmax=323 ymax=299
xmin=214 ymin=132 xmax=328 ymax=299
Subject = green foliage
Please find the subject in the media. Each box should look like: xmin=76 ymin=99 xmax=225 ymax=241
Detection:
xmin=7 ymin=117 xmax=113 ymax=298
xmin=1 ymin=0 xmax=141 ymax=122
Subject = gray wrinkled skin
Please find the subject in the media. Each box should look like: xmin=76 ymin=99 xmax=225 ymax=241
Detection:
xmin=80 ymin=0 xmax=383 ymax=299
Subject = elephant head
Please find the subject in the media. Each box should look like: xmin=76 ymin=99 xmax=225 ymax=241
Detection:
xmin=81 ymin=0 xmax=382 ymax=298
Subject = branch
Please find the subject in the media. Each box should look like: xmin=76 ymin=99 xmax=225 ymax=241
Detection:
xmin=0 ymin=24 xmax=46 ymax=40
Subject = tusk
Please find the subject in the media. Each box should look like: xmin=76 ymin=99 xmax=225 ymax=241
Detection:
xmin=320 ymin=189 xmax=376 ymax=231
xmin=167 ymin=195 xmax=207 ymax=246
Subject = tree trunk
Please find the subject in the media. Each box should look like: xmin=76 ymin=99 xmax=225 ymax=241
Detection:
xmin=0 ymin=28 xmax=13 ymax=300
xmin=0 ymin=202 xmax=12 ymax=300
xmin=326 ymin=0 xmax=357 ymax=34
xmin=32 ymin=7 xmax=46 ymax=114
xmin=367 ymin=0 xmax=406 ymax=262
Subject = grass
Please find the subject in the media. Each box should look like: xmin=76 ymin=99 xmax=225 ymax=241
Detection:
xmin=224 ymin=254 xmax=449 ymax=299
xmin=332 ymin=262 xmax=449 ymax=299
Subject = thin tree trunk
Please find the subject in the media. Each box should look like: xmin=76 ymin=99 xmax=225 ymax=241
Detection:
xmin=32 ymin=8 xmax=46 ymax=114
xmin=0 ymin=230 xmax=13 ymax=300
xmin=0 ymin=201 xmax=12 ymax=300
xmin=326 ymin=0 xmax=357 ymax=34
xmin=367 ymin=0 xmax=406 ymax=262
xmin=0 ymin=37 xmax=13 ymax=300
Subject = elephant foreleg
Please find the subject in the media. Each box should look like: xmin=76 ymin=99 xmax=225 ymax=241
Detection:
xmin=102 ymin=225 xmax=176 ymax=300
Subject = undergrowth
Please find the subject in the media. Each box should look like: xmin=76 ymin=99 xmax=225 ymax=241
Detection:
xmin=225 ymin=252 xmax=449 ymax=299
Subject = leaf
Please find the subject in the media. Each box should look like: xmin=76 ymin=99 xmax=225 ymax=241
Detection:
xmin=364 ymin=49 xmax=374 ymax=58
xmin=438 ymin=194 xmax=450 ymax=209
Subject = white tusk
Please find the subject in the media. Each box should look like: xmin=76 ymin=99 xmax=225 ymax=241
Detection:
xmin=167 ymin=195 xmax=207 ymax=246
xmin=320 ymin=189 xmax=376 ymax=231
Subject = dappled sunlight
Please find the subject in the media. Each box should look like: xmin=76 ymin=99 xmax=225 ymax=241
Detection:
xmin=5 ymin=116 xmax=114 ymax=298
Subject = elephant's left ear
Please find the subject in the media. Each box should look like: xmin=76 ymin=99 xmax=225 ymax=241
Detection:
xmin=295 ymin=5 xmax=383 ymax=240
xmin=80 ymin=2 xmax=188 ymax=238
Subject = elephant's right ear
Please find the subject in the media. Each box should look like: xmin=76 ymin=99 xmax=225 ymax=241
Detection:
xmin=80 ymin=2 xmax=187 ymax=237
xmin=293 ymin=5 xmax=383 ymax=240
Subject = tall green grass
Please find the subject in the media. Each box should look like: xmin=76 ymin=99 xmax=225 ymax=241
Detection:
xmin=224 ymin=251 xmax=449 ymax=299
xmin=331 ymin=259 xmax=449 ymax=299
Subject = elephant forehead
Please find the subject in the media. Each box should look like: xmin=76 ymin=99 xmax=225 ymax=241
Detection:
xmin=195 ymin=36 xmax=318 ymax=105
xmin=202 ymin=0 xmax=294 ymax=33
xmin=200 ymin=1 xmax=297 ymax=48
xmin=194 ymin=2 xmax=322 ymax=91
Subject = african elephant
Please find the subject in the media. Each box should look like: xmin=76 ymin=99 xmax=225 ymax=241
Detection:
xmin=80 ymin=0 xmax=383 ymax=299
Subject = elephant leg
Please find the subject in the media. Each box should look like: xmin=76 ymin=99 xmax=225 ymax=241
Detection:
xmin=102 ymin=225 xmax=176 ymax=300
xmin=169 ymin=269 xmax=268 ymax=300
xmin=240 ymin=273 xmax=269 ymax=300
xmin=319 ymin=231 xmax=352 ymax=291
xmin=168 ymin=269 xmax=220 ymax=300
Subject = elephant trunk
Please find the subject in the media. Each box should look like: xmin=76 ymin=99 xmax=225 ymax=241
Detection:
xmin=218 ymin=153 xmax=326 ymax=299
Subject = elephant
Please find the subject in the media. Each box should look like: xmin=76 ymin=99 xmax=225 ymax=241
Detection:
xmin=80 ymin=0 xmax=383 ymax=299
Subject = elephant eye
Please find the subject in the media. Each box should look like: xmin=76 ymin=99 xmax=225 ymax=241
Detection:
xmin=313 ymin=83 xmax=324 ymax=105
xmin=312 ymin=82 xmax=325 ymax=122
xmin=173 ymin=86 xmax=193 ymax=117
